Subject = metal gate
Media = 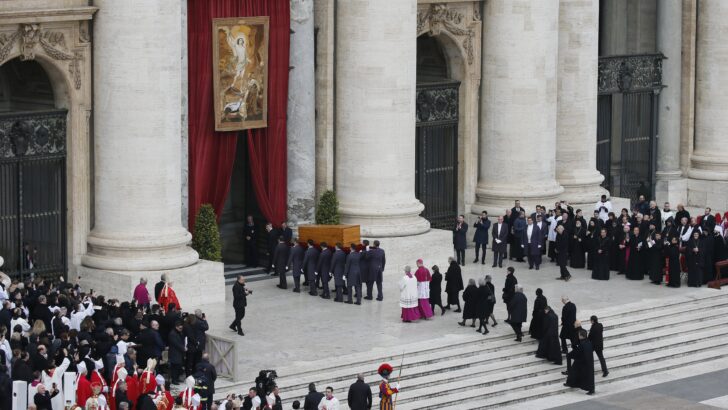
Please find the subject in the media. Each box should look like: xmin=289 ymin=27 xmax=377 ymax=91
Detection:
xmin=0 ymin=110 xmax=67 ymax=280
xmin=415 ymin=81 xmax=459 ymax=230
xmin=596 ymin=54 xmax=663 ymax=199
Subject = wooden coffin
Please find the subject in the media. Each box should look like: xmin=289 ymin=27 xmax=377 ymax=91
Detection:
xmin=297 ymin=224 xmax=361 ymax=246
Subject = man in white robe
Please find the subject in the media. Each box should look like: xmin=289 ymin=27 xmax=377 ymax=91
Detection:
xmin=594 ymin=195 xmax=612 ymax=222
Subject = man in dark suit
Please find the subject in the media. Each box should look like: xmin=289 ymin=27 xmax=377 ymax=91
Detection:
xmin=303 ymin=383 xmax=324 ymax=410
xmin=272 ymin=237 xmax=291 ymax=289
xmin=243 ymin=215 xmax=258 ymax=267
xmin=230 ymin=275 xmax=249 ymax=336
xmin=331 ymin=243 xmax=347 ymax=302
xmin=560 ymin=296 xmax=577 ymax=354
xmin=280 ymin=222 xmax=293 ymax=243
xmin=555 ymin=225 xmax=571 ymax=281
xmin=154 ymin=273 xmax=168 ymax=302
xmin=265 ymin=223 xmax=280 ymax=274
xmin=345 ymin=243 xmax=363 ymax=305
xmin=589 ymin=315 xmax=608 ymax=377
xmin=366 ymin=240 xmax=386 ymax=301
xmin=473 ymin=211 xmax=491 ymax=264
xmin=453 ymin=215 xmax=468 ymax=266
xmin=288 ymin=239 xmax=306 ymax=293
xmin=316 ymin=242 xmax=333 ymax=299
xmin=347 ymin=374 xmax=372 ymax=410
xmin=701 ymin=207 xmax=716 ymax=232
xmin=510 ymin=200 xmax=524 ymax=227
xmin=521 ymin=217 xmax=543 ymax=270
xmin=492 ymin=216 xmax=509 ymax=268
xmin=302 ymin=240 xmax=320 ymax=296
xmin=508 ymin=285 xmax=527 ymax=342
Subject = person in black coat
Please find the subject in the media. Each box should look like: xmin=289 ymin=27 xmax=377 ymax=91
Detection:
xmin=230 ymin=275 xmax=250 ymax=336
xmin=569 ymin=220 xmax=587 ymax=269
xmin=666 ymin=236 xmax=682 ymax=287
xmin=288 ymin=240 xmax=306 ymax=292
xmin=444 ymin=258 xmax=463 ymax=312
xmin=272 ymin=238 xmax=291 ymax=290
xmin=33 ymin=383 xmax=59 ymax=410
xmin=429 ymin=265 xmax=445 ymax=315
xmin=626 ymin=227 xmax=645 ymax=280
xmin=168 ymin=321 xmax=185 ymax=384
xmin=316 ymin=243 xmax=333 ymax=299
xmin=588 ymin=315 xmax=608 ymax=377
xmin=345 ymin=244 xmax=363 ymax=305
xmin=473 ymin=211 xmax=491 ymax=264
xmin=529 ymin=288 xmax=547 ymax=340
xmin=365 ymin=241 xmax=386 ymax=301
xmin=521 ymin=217 xmax=543 ymax=270
xmin=453 ymin=215 xmax=468 ymax=266
xmin=555 ymin=226 xmax=571 ymax=281
xmin=592 ymin=228 xmax=611 ymax=280
xmin=302 ymin=240 xmax=320 ymax=295
xmin=565 ymin=329 xmax=595 ymax=395
xmin=560 ymin=297 xmax=577 ymax=354
xmin=280 ymin=222 xmax=293 ymax=243
xmin=492 ymin=216 xmax=509 ymax=268
xmin=502 ymin=267 xmax=517 ymax=319
xmin=347 ymin=374 xmax=372 ymax=410
xmin=303 ymin=383 xmax=325 ymax=410
xmin=536 ymin=306 xmax=562 ymax=365
xmin=507 ymin=285 xmax=527 ymax=342
xmin=701 ymin=230 xmax=715 ymax=284
xmin=265 ymin=223 xmax=280 ymax=274
xmin=458 ymin=279 xmax=478 ymax=327
xmin=331 ymin=244 xmax=347 ymax=302
xmin=243 ymin=215 xmax=258 ymax=267
xmin=647 ymin=232 xmax=665 ymax=284
xmin=485 ymin=275 xmax=498 ymax=326
xmin=475 ymin=279 xmax=494 ymax=335
xmin=0 ymin=367 xmax=11 ymax=410
xmin=686 ymin=231 xmax=705 ymax=287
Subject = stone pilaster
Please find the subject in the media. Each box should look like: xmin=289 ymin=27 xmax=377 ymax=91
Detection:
xmin=556 ymin=0 xmax=606 ymax=204
xmin=83 ymin=0 xmax=198 ymax=271
xmin=474 ymin=0 xmax=564 ymax=212
xmin=334 ymin=0 xmax=429 ymax=237
xmin=655 ymin=0 xmax=685 ymax=205
xmin=287 ymin=0 xmax=316 ymax=226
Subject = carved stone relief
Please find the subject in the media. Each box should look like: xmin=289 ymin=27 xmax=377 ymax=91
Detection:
xmin=417 ymin=3 xmax=477 ymax=65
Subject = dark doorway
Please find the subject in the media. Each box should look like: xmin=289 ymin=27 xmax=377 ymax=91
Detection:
xmin=0 ymin=58 xmax=67 ymax=280
xmin=416 ymin=35 xmax=459 ymax=230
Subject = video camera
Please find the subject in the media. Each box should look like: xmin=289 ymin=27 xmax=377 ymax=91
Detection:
xmin=255 ymin=369 xmax=278 ymax=397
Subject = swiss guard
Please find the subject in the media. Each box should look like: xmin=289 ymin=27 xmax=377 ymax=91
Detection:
xmin=378 ymin=363 xmax=400 ymax=410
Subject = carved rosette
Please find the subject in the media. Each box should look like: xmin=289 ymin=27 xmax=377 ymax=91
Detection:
xmin=0 ymin=23 xmax=84 ymax=90
xmin=417 ymin=3 xmax=477 ymax=65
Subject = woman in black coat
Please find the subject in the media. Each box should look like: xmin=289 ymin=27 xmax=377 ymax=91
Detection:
xmin=475 ymin=279 xmax=494 ymax=335
xmin=666 ymin=236 xmax=681 ymax=287
xmin=485 ymin=275 xmax=498 ymax=326
xmin=686 ymin=231 xmax=704 ymax=287
xmin=529 ymin=288 xmax=548 ymax=340
xmin=444 ymin=258 xmax=464 ymax=312
xmin=429 ymin=265 xmax=445 ymax=315
xmin=458 ymin=279 xmax=478 ymax=327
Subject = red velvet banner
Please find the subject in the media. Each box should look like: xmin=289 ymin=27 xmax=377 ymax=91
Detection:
xmin=187 ymin=0 xmax=290 ymax=230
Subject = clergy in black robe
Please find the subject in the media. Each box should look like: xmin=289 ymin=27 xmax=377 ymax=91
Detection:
xmin=565 ymin=330 xmax=595 ymax=394
xmin=714 ymin=231 xmax=728 ymax=263
xmin=529 ymin=288 xmax=548 ymax=340
xmin=586 ymin=219 xmax=598 ymax=270
xmin=560 ymin=298 xmax=577 ymax=354
xmin=701 ymin=231 xmax=715 ymax=284
xmin=502 ymin=267 xmax=517 ymax=311
xmin=536 ymin=306 xmax=562 ymax=365
xmin=686 ymin=232 xmax=704 ymax=287
xmin=616 ymin=225 xmax=630 ymax=275
xmin=626 ymin=228 xmax=645 ymax=280
xmin=661 ymin=217 xmax=677 ymax=242
xmin=592 ymin=229 xmax=611 ymax=280
xmin=555 ymin=226 xmax=571 ymax=280
xmin=569 ymin=221 xmax=587 ymax=269
xmin=459 ymin=281 xmax=478 ymax=327
xmin=646 ymin=233 xmax=664 ymax=284
xmin=444 ymin=258 xmax=463 ymax=312
xmin=429 ymin=265 xmax=444 ymax=315
xmin=666 ymin=237 xmax=681 ymax=287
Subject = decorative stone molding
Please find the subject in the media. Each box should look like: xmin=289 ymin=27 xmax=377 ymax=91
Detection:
xmin=598 ymin=53 xmax=665 ymax=95
xmin=417 ymin=3 xmax=477 ymax=65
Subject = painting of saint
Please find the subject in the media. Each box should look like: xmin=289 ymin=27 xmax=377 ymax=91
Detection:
xmin=212 ymin=17 xmax=269 ymax=131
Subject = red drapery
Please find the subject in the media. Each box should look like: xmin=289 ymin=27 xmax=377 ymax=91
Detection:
xmin=187 ymin=0 xmax=289 ymax=230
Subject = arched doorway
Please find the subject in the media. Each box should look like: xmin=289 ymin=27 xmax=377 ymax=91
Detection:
xmin=415 ymin=35 xmax=459 ymax=229
xmin=0 ymin=58 xmax=67 ymax=280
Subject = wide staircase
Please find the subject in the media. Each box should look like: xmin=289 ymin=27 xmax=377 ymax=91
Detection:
xmin=220 ymin=293 xmax=728 ymax=409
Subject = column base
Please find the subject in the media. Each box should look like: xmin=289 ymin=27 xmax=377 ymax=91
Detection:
xmin=83 ymin=228 xmax=199 ymax=271
xmin=77 ymin=259 xmax=225 ymax=310
xmin=557 ymin=169 xmax=608 ymax=204
xmin=655 ymin=172 xmax=687 ymax=206
xmin=339 ymin=200 xmax=430 ymax=237
xmin=687 ymin=177 xmax=728 ymax=210
xmin=688 ymin=152 xmax=728 ymax=181
xmin=472 ymin=180 xmax=564 ymax=214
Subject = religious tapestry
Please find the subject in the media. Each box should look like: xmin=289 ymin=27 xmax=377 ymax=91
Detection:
xmin=212 ymin=17 xmax=269 ymax=131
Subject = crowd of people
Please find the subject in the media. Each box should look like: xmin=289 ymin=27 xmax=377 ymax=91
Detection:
xmin=0 ymin=273 xmax=217 ymax=410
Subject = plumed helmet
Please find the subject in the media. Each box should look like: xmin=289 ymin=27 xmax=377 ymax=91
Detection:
xmin=377 ymin=363 xmax=393 ymax=378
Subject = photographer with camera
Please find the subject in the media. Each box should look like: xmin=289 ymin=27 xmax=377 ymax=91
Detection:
xmin=230 ymin=275 xmax=252 ymax=336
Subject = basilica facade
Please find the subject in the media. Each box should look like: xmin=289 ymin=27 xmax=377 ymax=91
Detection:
xmin=0 ymin=0 xmax=725 ymax=298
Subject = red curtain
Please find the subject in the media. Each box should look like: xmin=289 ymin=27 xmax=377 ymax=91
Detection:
xmin=187 ymin=0 xmax=290 ymax=230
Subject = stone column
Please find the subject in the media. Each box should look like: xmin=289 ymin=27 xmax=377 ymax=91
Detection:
xmin=688 ymin=0 xmax=728 ymax=207
xmin=655 ymin=0 xmax=685 ymax=204
xmin=83 ymin=0 xmax=198 ymax=271
xmin=474 ymin=0 xmax=564 ymax=212
xmin=335 ymin=0 xmax=429 ymax=237
xmin=287 ymin=0 xmax=316 ymax=226
xmin=556 ymin=0 xmax=606 ymax=204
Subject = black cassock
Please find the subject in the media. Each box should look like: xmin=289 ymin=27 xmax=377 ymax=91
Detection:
xmin=462 ymin=284 xmax=478 ymax=320
xmin=536 ymin=310 xmax=562 ymax=365
xmin=591 ymin=237 xmax=611 ymax=280
xmin=616 ymin=230 xmax=630 ymax=275
xmin=714 ymin=233 xmax=728 ymax=263
xmin=626 ymin=234 xmax=645 ymax=280
xmin=566 ymin=340 xmax=595 ymax=392
xmin=702 ymin=233 xmax=715 ymax=284
xmin=646 ymin=237 xmax=664 ymax=284
xmin=529 ymin=294 xmax=548 ymax=340
xmin=586 ymin=225 xmax=597 ymax=270
xmin=666 ymin=243 xmax=681 ymax=288
xmin=686 ymin=236 xmax=705 ymax=287
xmin=444 ymin=262 xmax=464 ymax=305
xmin=429 ymin=270 xmax=443 ymax=307
xmin=569 ymin=227 xmax=586 ymax=269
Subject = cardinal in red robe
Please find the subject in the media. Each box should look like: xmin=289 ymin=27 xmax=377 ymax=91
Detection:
xmin=157 ymin=282 xmax=181 ymax=313
xmin=75 ymin=362 xmax=93 ymax=408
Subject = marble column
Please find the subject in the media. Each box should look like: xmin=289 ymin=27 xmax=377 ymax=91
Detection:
xmin=556 ymin=0 xmax=606 ymax=204
xmin=688 ymin=0 xmax=728 ymax=207
xmin=335 ymin=0 xmax=429 ymax=237
xmin=83 ymin=0 xmax=198 ymax=271
xmin=655 ymin=0 xmax=685 ymax=204
xmin=474 ymin=0 xmax=564 ymax=212
xmin=287 ymin=0 xmax=316 ymax=226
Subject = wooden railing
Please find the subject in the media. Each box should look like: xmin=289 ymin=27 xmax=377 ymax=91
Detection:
xmin=207 ymin=333 xmax=237 ymax=380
